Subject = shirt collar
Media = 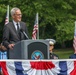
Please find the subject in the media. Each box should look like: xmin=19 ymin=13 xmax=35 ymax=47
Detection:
xmin=13 ymin=20 xmax=20 ymax=25
xmin=13 ymin=20 xmax=20 ymax=30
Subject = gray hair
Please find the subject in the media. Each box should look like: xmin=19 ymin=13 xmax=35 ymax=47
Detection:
xmin=11 ymin=7 xmax=20 ymax=16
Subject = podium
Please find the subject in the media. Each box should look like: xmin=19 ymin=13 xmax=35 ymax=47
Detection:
xmin=8 ymin=40 xmax=50 ymax=59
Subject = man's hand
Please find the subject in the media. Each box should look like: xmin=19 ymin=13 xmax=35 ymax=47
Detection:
xmin=8 ymin=44 xmax=15 ymax=50
xmin=1 ymin=46 xmax=7 ymax=51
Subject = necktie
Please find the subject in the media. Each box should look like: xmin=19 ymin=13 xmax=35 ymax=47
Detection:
xmin=16 ymin=23 xmax=21 ymax=39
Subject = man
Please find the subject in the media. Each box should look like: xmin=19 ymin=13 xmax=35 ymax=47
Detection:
xmin=3 ymin=7 xmax=29 ymax=50
xmin=69 ymin=51 xmax=76 ymax=59
xmin=0 ymin=43 xmax=7 ymax=59
xmin=3 ymin=7 xmax=29 ymax=59
xmin=0 ymin=43 xmax=7 ymax=75
xmin=69 ymin=54 xmax=76 ymax=59
xmin=49 ymin=39 xmax=59 ymax=59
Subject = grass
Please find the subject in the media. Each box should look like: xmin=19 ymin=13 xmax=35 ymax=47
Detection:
xmin=54 ymin=48 xmax=74 ymax=59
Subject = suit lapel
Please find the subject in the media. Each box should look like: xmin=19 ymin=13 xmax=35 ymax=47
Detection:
xmin=11 ymin=22 xmax=20 ymax=39
xmin=11 ymin=22 xmax=17 ymax=33
xmin=20 ymin=22 xmax=22 ymax=29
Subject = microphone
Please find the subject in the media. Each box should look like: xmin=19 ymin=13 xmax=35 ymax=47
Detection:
xmin=20 ymin=29 xmax=29 ymax=39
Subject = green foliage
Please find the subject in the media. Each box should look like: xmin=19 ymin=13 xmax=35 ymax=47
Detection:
xmin=54 ymin=48 xmax=74 ymax=59
xmin=0 ymin=0 xmax=76 ymax=47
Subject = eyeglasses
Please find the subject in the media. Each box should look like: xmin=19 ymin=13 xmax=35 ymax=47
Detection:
xmin=14 ymin=14 xmax=22 ymax=16
xmin=49 ymin=45 xmax=54 ymax=46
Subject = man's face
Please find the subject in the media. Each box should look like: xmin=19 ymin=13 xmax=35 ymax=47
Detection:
xmin=49 ymin=45 xmax=54 ymax=53
xmin=12 ymin=9 xmax=22 ymax=22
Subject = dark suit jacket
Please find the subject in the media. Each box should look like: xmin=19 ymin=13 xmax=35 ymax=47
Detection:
xmin=50 ymin=53 xmax=59 ymax=59
xmin=69 ymin=54 xmax=76 ymax=59
xmin=3 ymin=21 xmax=29 ymax=49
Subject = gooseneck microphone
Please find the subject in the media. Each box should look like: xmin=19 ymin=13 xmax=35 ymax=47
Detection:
xmin=20 ymin=29 xmax=29 ymax=39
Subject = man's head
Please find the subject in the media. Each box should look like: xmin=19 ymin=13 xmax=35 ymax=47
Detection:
xmin=48 ymin=39 xmax=56 ymax=53
xmin=11 ymin=7 xmax=22 ymax=22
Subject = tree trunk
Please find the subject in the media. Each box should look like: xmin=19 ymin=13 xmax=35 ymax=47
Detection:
xmin=61 ymin=42 xmax=66 ymax=48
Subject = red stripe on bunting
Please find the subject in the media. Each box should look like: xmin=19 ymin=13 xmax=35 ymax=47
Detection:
xmin=1 ymin=61 xmax=9 ymax=75
xmin=30 ymin=61 xmax=55 ymax=70
xmin=70 ymin=61 xmax=76 ymax=75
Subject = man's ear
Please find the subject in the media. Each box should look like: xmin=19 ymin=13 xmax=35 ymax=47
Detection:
xmin=12 ymin=15 xmax=15 ymax=19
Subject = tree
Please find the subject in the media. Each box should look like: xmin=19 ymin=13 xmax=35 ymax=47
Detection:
xmin=0 ymin=0 xmax=76 ymax=48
